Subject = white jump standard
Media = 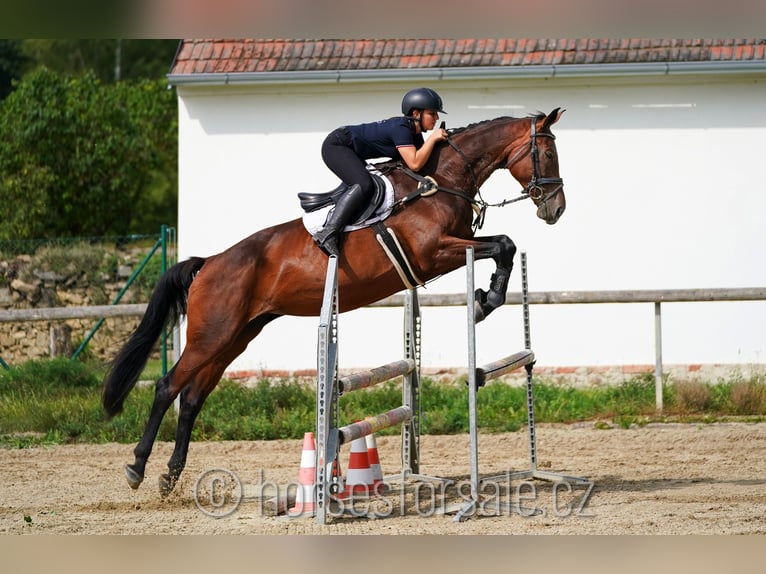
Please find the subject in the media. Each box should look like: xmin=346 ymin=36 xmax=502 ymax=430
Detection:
xmin=314 ymin=255 xmax=447 ymax=525
xmin=315 ymin=248 xmax=589 ymax=524
xmin=452 ymin=247 xmax=590 ymax=522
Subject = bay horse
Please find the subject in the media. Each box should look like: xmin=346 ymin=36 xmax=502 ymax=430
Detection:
xmin=102 ymin=108 xmax=567 ymax=495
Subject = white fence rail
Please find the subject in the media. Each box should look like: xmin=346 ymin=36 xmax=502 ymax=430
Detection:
xmin=4 ymin=288 xmax=762 ymax=324
xmin=3 ymin=287 xmax=765 ymax=407
xmin=372 ymin=287 xmax=766 ymax=411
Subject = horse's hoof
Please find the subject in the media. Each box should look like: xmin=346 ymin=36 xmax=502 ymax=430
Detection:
xmin=124 ymin=464 xmax=144 ymax=490
xmin=158 ymin=473 xmax=176 ymax=497
xmin=473 ymin=300 xmax=486 ymax=324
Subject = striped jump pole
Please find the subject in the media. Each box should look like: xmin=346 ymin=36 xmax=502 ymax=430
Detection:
xmin=337 ymin=406 xmax=413 ymax=445
xmin=474 ymin=350 xmax=535 ymax=388
xmin=338 ymin=359 xmax=416 ymax=394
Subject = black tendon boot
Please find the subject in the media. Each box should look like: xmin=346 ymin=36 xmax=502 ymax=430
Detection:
xmin=314 ymin=184 xmax=369 ymax=256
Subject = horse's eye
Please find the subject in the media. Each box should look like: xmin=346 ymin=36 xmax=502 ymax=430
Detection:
xmin=545 ymin=150 xmax=554 ymax=159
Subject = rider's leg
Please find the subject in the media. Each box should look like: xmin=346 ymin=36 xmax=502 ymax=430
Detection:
xmin=313 ymin=184 xmax=372 ymax=256
xmin=318 ymin=129 xmax=376 ymax=256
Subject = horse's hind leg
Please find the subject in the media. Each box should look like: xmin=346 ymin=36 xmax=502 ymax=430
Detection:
xmin=124 ymin=356 xmax=214 ymax=493
xmin=124 ymin=367 xmax=178 ymax=489
xmin=472 ymin=235 xmax=517 ymax=323
xmin=158 ymin=314 xmax=278 ymax=496
xmin=157 ymin=362 xmax=223 ymax=496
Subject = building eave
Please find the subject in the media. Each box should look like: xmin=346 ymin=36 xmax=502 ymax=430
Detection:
xmin=167 ymin=60 xmax=766 ymax=87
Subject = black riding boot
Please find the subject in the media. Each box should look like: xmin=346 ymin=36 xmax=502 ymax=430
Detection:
xmin=313 ymin=184 xmax=369 ymax=256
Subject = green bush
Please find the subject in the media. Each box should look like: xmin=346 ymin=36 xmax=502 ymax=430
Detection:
xmin=195 ymin=379 xmax=317 ymax=441
xmin=0 ymin=356 xmax=101 ymax=390
xmin=0 ymin=68 xmax=177 ymax=239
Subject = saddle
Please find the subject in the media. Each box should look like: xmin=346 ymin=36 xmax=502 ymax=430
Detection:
xmin=298 ymin=167 xmax=424 ymax=289
xmin=297 ymin=172 xmax=388 ymax=225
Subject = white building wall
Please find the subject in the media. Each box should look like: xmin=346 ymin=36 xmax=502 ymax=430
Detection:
xmin=176 ymin=75 xmax=766 ymax=373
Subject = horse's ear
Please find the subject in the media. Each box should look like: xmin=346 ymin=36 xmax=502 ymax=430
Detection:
xmin=542 ymin=108 xmax=565 ymax=131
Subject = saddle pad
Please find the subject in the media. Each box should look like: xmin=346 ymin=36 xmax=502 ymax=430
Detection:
xmin=302 ymin=168 xmax=395 ymax=235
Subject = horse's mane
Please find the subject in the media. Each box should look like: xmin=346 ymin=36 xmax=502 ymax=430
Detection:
xmin=448 ymin=112 xmax=545 ymax=137
xmin=372 ymin=112 xmax=546 ymax=173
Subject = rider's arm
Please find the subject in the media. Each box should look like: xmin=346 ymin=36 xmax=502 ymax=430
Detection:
xmin=398 ymin=129 xmax=447 ymax=172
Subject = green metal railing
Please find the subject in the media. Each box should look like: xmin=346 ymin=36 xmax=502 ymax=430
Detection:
xmin=71 ymin=225 xmax=176 ymax=372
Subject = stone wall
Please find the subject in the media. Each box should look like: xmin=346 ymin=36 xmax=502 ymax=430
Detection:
xmin=0 ymin=244 xmax=164 ymax=366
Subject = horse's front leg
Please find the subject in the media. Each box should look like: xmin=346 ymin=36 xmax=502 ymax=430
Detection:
xmin=472 ymin=235 xmax=517 ymax=323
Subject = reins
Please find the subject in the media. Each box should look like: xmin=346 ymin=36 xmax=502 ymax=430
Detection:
xmin=394 ymin=116 xmax=564 ymax=230
xmin=393 ymin=163 xmax=487 ymax=230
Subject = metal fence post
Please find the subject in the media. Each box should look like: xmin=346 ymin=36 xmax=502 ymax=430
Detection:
xmin=654 ymin=301 xmax=664 ymax=412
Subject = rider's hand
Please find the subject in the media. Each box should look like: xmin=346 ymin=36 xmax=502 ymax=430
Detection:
xmin=430 ymin=127 xmax=448 ymax=142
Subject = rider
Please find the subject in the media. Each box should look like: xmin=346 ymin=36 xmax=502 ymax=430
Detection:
xmin=314 ymin=87 xmax=449 ymax=256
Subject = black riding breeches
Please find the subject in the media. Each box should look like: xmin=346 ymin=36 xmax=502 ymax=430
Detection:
xmin=321 ymin=128 xmax=376 ymax=198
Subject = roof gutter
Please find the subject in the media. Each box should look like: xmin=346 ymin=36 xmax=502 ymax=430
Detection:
xmin=167 ymin=60 xmax=766 ymax=87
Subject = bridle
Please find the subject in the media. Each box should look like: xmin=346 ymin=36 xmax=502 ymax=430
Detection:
xmin=495 ymin=116 xmax=565 ymax=207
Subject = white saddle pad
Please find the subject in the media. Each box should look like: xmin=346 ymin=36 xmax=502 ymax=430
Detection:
xmin=302 ymin=168 xmax=395 ymax=235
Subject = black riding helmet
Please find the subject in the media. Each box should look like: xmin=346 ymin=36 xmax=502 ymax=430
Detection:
xmin=401 ymin=87 xmax=447 ymax=116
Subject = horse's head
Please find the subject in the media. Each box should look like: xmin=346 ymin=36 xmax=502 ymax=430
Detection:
xmin=412 ymin=110 xmax=567 ymax=228
xmin=506 ymin=109 xmax=566 ymax=224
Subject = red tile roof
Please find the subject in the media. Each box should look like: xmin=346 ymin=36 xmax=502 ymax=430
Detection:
xmin=170 ymin=38 xmax=766 ymax=75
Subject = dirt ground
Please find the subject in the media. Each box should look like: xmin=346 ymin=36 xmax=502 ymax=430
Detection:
xmin=1 ymin=422 xmax=764 ymax=535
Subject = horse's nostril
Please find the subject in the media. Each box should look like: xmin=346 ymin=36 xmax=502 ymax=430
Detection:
xmin=546 ymin=204 xmax=565 ymax=224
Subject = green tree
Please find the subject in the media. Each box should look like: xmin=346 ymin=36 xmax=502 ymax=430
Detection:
xmin=20 ymin=40 xmax=179 ymax=83
xmin=120 ymin=71 xmax=178 ymax=233
xmin=0 ymin=68 xmax=177 ymax=239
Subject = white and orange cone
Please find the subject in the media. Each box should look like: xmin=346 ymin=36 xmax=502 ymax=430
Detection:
xmin=288 ymin=431 xmax=316 ymax=515
xmin=365 ymin=433 xmax=386 ymax=493
xmin=338 ymin=435 xmax=374 ymax=499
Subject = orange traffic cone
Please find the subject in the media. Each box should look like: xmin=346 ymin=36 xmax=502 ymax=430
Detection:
xmin=365 ymin=433 xmax=386 ymax=493
xmin=339 ymin=435 xmax=374 ymax=499
xmin=288 ymin=431 xmax=316 ymax=515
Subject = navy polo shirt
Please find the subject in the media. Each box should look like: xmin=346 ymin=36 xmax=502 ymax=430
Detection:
xmin=346 ymin=117 xmax=424 ymax=160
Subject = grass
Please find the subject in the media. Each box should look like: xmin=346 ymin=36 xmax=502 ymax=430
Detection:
xmin=0 ymin=358 xmax=764 ymax=448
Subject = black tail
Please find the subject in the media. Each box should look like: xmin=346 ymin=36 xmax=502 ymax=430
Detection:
xmin=102 ymin=256 xmax=206 ymax=418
